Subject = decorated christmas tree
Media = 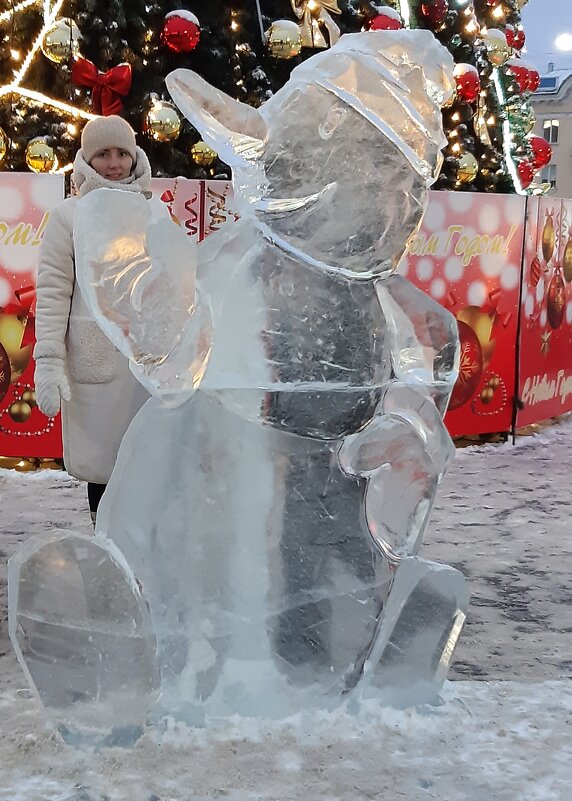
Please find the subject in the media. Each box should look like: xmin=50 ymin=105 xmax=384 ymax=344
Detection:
xmin=0 ymin=0 xmax=551 ymax=189
xmin=0 ymin=1 xmax=375 ymax=178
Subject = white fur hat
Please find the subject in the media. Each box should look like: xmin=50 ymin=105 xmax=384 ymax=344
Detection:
xmin=80 ymin=115 xmax=137 ymax=163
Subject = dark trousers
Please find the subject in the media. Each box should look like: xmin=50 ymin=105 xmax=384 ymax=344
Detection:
xmin=87 ymin=482 xmax=107 ymax=518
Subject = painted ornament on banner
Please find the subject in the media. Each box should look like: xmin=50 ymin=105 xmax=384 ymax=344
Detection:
xmin=398 ymin=191 xmax=523 ymax=432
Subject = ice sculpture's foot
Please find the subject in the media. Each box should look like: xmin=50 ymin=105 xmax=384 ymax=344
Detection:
xmin=8 ymin=531 xmax=158 ymax=748
xmin=361 ymin=557 xmax=468 ymax=706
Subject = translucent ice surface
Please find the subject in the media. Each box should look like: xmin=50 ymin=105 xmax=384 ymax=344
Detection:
xmin=167 ymin=29 xmax=455 ymax=278
xmin=73 ymin=190 xmax=212 ymax=404
xmin=362 ymin=557 xmax=469 ymax=706
xmin=9 ymin=30 xmax=466 ymax=736
xmin=8 ymin=532 xmax=158 ymax=746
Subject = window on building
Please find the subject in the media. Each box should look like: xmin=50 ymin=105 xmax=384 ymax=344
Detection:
xmin=541 ymin=164 xmax=557 ymax=190
xmin=543 ymin=119 xmax=559 ymax=144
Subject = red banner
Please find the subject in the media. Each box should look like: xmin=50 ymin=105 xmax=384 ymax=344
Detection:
xmin=2 ymin=175 xmax=571 ymax=457
xmin=399 ymin=191 xmax=526 ymax=437
xmin=517 ymin=196 xmax=572 ymax=426
xmin=152 ymin=177 xmax=240 ymax=242
xmin=0 ymin=174 xmax=64 ymax=457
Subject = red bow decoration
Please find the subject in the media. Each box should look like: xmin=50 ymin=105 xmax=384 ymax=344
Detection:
xmin=72 ymin=57 xmax=132 ymax=116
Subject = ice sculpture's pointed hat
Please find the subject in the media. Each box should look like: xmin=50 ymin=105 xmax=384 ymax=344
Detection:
xmin=167 ymin=30 xmax=455 ymax=278
xmin=166 ymin=30 xmax=455 ymax=190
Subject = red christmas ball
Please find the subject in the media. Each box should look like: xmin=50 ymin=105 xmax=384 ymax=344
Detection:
xmin=453 ymin=63 xmax=481 ymax=103
xmin=527 ymin=68 xmax=540 ymax=93
xmin=420 ymin=0 xmax=449 ymax=26
xmin=505 ymin=24 xmax=516 ymax=48
xmin=512 ymin=28 xmax=526 ymax=50
xmin=160 ymin=10 xmax=200 ymax=54
xmin=529 ymin=135 xmax=552 ymax=170
xmin=517 ymin=160 xmax=535 ymax=189
xmin=369 ymin=9 xmax=403 ymax=30
xmin=0 ymin=342 xmax=10 ymax=404
xmin=507 ymin=59 xmax=530 ymax=93
xmin=448 ymin=320 xmax=483 ymax=411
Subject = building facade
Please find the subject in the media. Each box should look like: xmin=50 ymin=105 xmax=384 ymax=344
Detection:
xmin=530 ymin=66 xmax=572 ymax=197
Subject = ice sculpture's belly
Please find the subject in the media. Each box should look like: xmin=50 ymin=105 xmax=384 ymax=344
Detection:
xmin=97 ymin=390 xmax=391 ymax=722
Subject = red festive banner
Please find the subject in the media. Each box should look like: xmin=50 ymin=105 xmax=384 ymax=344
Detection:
xmin=398 ymin=191 xmax=526 ymax=437
xmin=2 ymin=175 xmax=569 ymax=457
xmin=0 ymin=174 xmax=64 ymax=457
xmin=152 ymin=177 xmax=240 ymax=242
xmin=516 ymin=196 xmax=572 ymax=427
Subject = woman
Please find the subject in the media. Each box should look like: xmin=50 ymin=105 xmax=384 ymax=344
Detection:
xmin=34 ymin=115 xmax=151 ymax=521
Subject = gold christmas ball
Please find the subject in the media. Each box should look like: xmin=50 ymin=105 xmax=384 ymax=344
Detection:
xmin=265 ymin=20 xmax=302 ymax=59
xmin=480 ymin=386 xmax=494 ymax=405
xmin=41 ymin=19 xmax=81 ymax=64
xmin=547 ymin=273 xmax=565 ymax=329
xmin=144 ymin=101 xmax=182 ymax=142
xmin=25 ymin=138 xmax=58 ymax=173
xmin=21 ymin=388 xmax=37 ymax=407
xmin=456 ymin=151 xmax=479 ymax=184
xmin=542 ymin=215 xmax=555 ymax=263
xmin=190 ymin=140 xmax=217 ymax=166
xmin=8 ymin=399 xmax=32 ymax=423
xmin=488 ymin=376 xmax=500 ymax=389
xmin=0 ymin=313 xmax=32 ymax=380
xmin=483 ymin=30 xmax=511 ymax=67
xmin=0 ymin=127 xmax=7 ymax=162
xmin=563 ymin=238 xmax=572 ymax=283
xmin=457 ymin=306 xmax=496 ymax=369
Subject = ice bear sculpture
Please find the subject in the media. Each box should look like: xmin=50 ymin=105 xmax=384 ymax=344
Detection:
xmin=9 ymin=30 xmax=468 ymax=745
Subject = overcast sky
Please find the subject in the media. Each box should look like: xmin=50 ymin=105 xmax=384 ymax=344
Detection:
xmin=520 ymin=0 xmax=572 ymax=72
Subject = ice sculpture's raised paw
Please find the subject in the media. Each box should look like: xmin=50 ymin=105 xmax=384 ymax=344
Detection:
xmin=74 ymin=188 xmax=213 ymax=404
xmin=338 ymin=410 xmax=441 ymax=562
xmin=8 ymin=531 xmax=158 ymax=747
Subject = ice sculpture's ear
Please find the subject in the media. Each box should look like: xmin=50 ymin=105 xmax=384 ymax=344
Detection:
xmin=166 ymin=69 xmax=267 ymax=167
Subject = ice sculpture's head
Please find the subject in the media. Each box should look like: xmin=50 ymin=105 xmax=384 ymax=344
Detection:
xmin=166 ymin=30 xmax=454 ymax=279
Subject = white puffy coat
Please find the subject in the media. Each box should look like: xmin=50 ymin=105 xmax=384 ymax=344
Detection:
xmin=34 ymin=148 xmax=152 ymax=483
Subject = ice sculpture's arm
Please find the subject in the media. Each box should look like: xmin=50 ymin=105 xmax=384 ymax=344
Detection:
xmin=376 ymin=274 xmax=459 ymax=415
xmin=34 ymin=202 xmax=75 ymax=362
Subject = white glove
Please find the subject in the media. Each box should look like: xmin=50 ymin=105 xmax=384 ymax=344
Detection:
xmin=34 ymin=358 xmax=71 ymax=418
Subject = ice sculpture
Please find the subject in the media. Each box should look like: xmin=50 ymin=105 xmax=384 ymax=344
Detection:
xmin=8 ymin=532 xmax=158 ymax=746
xmin=9 ymin=30 xmax=468 ymax=741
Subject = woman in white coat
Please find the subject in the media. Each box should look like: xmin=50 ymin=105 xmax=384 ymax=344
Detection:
xmin=34 ymin=116 xmax=150 ymax=521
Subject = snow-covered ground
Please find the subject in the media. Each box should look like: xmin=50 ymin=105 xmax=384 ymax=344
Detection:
xmin=0 ymin=420 xmax=571 ymax=800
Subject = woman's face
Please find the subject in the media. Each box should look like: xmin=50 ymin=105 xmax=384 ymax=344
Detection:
xmin=90 ymin=147 xmax=133 ymax=180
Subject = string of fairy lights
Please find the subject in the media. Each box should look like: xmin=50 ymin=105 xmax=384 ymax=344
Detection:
xmin=0 ymin=0 xmax=550 ymax=193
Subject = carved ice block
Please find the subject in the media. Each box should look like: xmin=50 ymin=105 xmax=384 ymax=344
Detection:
xmin=8 ymin=531 xmax=158 ymax=746
xmin=363 ymin=557 xmax=469 ymax=705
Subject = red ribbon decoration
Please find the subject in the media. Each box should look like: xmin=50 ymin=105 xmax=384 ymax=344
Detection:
xmin=483 ymin=288 xmax=512 ymax=329
xmin=72 ymin=57 xmax=132 ymax=116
